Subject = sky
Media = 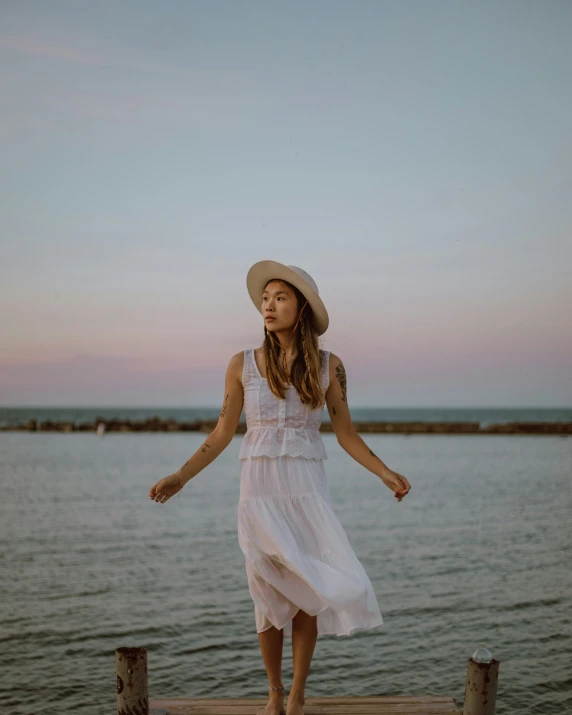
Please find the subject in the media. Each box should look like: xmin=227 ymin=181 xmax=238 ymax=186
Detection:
xmin=1 ymin=0 xmax=571 ymax=408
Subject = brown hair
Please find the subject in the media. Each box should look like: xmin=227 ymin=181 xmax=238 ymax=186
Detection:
xmin=261 ymin=278 xmax=326 ymax=410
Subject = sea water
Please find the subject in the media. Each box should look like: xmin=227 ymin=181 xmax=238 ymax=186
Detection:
xmin=0 ymin=432 xmax=570 ymax=714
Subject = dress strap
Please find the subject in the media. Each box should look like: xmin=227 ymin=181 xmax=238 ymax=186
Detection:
xmin=321 ymin=350 xmax=330 ymax=391
xmin=242 ymin=349 xmax=260 ymax=385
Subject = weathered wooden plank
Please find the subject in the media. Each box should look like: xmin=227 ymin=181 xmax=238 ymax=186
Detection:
xmin=149 ymin=695 xmax=460 ymax=715
xmin=149 ymin=708 xmax=459 ymax=714
xmin=151 ymin=697 xmax=456 ymax=705
xmin=149 ymin=707 xmax=458 ymax=712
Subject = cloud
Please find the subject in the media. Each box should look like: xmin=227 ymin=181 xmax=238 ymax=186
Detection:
xmin=0 ymin=33 xmax=268 ymax=129
xmin=0 ymin=34 xmax=103 ymax=65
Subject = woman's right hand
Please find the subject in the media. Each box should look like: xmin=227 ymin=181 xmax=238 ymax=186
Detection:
xmin=382 ymin=470 xmax=411 ymax=502
xmin=149 ymin=473 xmax=184 ymax=504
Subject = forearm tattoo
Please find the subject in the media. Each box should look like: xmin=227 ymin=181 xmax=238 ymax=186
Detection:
xmin=369 ymin=448 xmax=384 ymax=465
xmin=178 ymin=440 xmax=211 ymax=474
xmin=220 ymin=393 xmax=229 ymax=417
xmin=332 ymin=406 xmax=337 ymax=415
xmin=335 ymin=363 xmax=347 ymax=402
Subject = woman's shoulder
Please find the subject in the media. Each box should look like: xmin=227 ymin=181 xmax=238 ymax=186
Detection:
xmin=325 ymin=351 xmax=344 ymax=379
xmin=322 ymin=348 xmax=341 ymax=363
xmin=226 ymin=350 xmax=247 ymax=380
xmin=229 ymin=349 xmax=248 ymax=364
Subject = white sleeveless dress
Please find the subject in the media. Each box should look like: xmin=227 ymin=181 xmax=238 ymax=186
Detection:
xmin=238 ymin=348 xmax=383 ymax=637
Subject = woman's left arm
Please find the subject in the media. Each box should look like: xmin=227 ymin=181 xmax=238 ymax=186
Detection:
xmin=325 ymin=352 xmax=411 ymax=502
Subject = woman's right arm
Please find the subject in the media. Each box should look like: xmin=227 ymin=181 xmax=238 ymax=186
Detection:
xmin=149 ymin=351 xmax=244 ymax=503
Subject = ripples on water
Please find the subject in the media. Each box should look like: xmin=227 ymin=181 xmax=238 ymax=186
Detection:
xmin=0 ymin=433 xmax=570 ymax=715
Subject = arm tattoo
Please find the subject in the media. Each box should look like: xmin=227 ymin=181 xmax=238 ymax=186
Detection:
xmin=178 ymin=440 xmax=212 ymax=475
xmin=220 ymin=393 xmax=229 ymax=417
xmin=335 ymin=363 xmax=347 ymax=402
xmin=332 ymin=406 xmax=337 ymax=416
xmin=369 ymin=448 xmax=383 ymax=464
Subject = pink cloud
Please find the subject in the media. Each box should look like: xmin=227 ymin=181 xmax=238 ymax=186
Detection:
xmin=0 ymin=34 xmax=103 ymax=65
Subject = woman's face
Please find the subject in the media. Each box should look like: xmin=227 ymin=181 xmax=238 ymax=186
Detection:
xmin=262 ymin=280 xmax=300 ymax=332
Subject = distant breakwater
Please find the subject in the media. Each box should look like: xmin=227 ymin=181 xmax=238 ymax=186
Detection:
xmin=2 ymin=417 xmax=571 ymax=435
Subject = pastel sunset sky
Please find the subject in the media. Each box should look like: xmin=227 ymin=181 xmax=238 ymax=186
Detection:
xmin=1 ymin=1 xmax=571 ymax=407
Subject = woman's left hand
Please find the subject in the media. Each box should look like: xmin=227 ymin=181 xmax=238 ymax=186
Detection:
xmin=383 ymin=470 xmax=411 ymax=502
xmin=149 ymin=473 xmax=184 ymax=504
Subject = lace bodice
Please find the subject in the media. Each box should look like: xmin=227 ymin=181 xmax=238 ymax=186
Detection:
xmin=239 ymin=348 xmax=330 ymax=460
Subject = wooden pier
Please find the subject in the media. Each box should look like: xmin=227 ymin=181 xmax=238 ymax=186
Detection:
xmin=118 ymin=644 xmax=498 ymax=715
xmin=149 ymin=694 xmax=460 ymax=714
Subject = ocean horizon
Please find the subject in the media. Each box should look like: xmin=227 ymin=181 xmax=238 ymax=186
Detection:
xmin=1 ymin=405 xmax=571 ymax=429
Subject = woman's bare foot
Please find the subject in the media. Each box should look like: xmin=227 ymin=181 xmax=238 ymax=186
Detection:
xmin=285 ymin=692 xmax=305 ymax=715
xmin=256 ymin=687 xmax=285 ymax=715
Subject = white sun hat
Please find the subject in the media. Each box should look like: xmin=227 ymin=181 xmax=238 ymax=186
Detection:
xmin=246 ymin=260 xmax=329 ymax=335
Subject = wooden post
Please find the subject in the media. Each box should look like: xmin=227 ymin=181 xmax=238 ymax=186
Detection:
xmin=463 ymin=655 xmax=499 ymax=715
xmin=116 ymin=646 xmax=148 ymax=715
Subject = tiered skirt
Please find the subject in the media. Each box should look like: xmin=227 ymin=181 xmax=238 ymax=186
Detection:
xmin=238 ymin=454 xmax=384 ymax=637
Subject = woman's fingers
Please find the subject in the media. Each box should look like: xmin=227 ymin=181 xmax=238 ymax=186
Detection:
xmin=151 ymin=482 xmax=176 ymax=503
xmin=150 ymin=475 xmax=183 ymax=504
xmin=149 ymin=482 xmax=162 ymax=499
xmin=392 ymin=473 xmax=411 ymax=501
xmin=150 ymin=479 xmax=166 ymax=501
xmin=394 ymin=474 xmax=411 ymax=494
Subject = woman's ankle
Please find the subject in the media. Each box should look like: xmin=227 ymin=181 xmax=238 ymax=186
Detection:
xmin=287 ymin=688 xmax=305 ymax=704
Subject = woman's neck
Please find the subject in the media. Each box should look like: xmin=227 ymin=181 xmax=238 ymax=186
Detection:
xmin=269 ymin=329 xmax=298 ymax=359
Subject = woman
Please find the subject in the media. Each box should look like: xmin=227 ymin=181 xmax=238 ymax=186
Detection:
xmin=149 ymin=260 xmax=411 ymax=715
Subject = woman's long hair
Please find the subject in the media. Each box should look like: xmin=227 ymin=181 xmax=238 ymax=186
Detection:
xmin=262 ymin=278 xmax=326 ymax=410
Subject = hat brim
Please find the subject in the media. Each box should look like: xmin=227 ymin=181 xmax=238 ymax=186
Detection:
xmin=246 ymin=260 xmax=329 ymax=335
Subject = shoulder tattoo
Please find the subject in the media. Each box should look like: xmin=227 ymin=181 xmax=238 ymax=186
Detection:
xmin=335 ymin=363 xmax=347 ymax=402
